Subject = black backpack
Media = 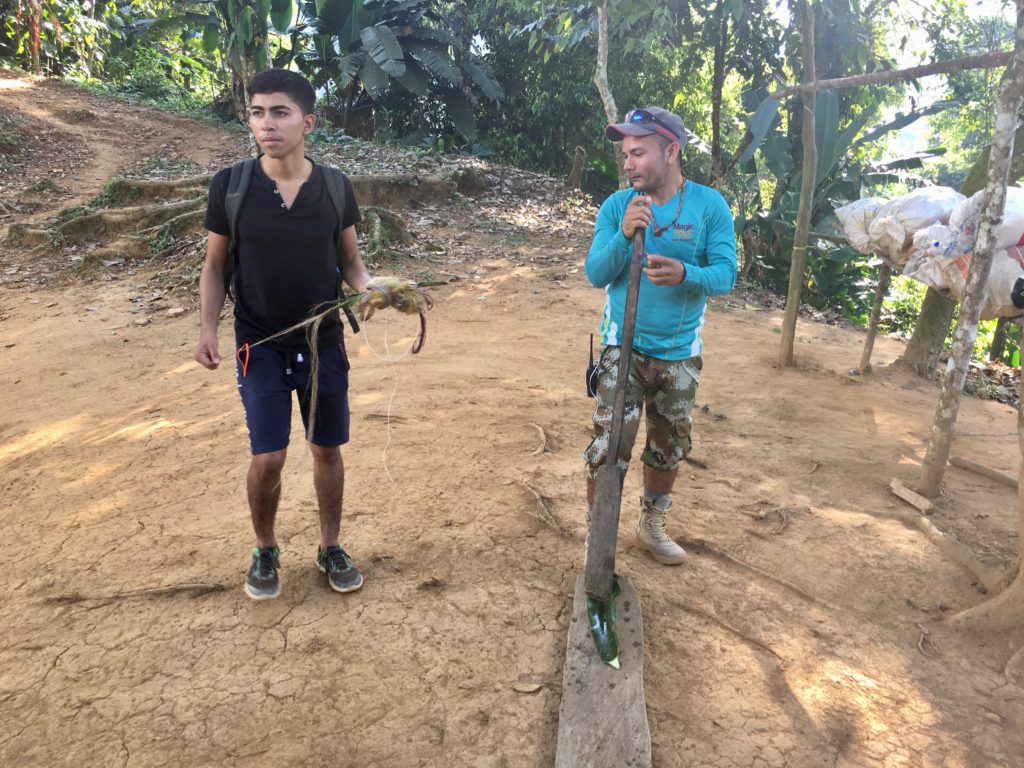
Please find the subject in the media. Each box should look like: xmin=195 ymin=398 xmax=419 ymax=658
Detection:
xmin=222 ymin=157 xmax=359 ymax=332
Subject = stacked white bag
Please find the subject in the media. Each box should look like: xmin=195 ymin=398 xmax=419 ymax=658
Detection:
xmin=834 ymin=185 xmax=1024 ymax=319
xmin=903 ymin=223 xmax=962 ymax=293
xmin=834 ymin=197 xmax=887 ymax=255
xmin=928 ymin=187 xmax=1024 ymax=318
xmin=865 ymin=186 xmax=965 ymax=266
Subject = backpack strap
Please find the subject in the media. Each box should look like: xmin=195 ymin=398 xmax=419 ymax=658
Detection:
xmin=319 ymin=163 xmax=360 ymax=334
xmin=223 ymin=158 xmax=256 ymax=299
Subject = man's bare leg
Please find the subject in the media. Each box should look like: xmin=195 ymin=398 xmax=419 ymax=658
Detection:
xmin=248 ymin=449 xmax=287 ymax=548
xmin=309 ymin=443 xmax=343 ymax=549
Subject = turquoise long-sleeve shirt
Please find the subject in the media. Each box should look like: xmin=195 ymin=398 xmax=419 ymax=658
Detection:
xmin=585 ymin=181 xmax=737 ymax=361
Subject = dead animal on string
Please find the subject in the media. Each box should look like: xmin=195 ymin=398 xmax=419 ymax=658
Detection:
xmin=241 ymin=278 xmax=434 ymax=443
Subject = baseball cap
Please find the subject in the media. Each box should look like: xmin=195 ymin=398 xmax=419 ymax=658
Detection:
xmin=605 ymin=106 xmax=686 ymax=144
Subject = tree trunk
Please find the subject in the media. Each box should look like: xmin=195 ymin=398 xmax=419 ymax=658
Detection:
xmin=779 ymin=0 xmax=816 ymax=367
xmin=569 ymin=146 xmax=586 ymax=190
xmin=709 ymin=0 xmax=728 ymax=187
xmin=859 ymin=261 xmax=892 ymax=373
xmin=919 ymin=2 xmax=1024 ymax=499
xmin=900 ymin=289 xmax=957 ymax=374
xmin=951 ymin=325 xmax=1024 ymax=630
xmin=593 ymin=1 xmax=626 ymax=188
xmin=990 ymin=317 xmax=1010 ymax=362
xmin=28 ymin=0 xmax=42 ymax=75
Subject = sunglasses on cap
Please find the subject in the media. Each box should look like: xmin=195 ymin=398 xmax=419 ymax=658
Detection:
xmin=626 ymin=108 xmax=681 ymax=142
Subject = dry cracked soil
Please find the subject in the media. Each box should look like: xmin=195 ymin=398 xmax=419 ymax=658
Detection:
xmin=2 ymin=71 xmax=1024 ymax=768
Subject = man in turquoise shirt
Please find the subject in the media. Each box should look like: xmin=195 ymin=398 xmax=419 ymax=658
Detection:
xmin=584 ymin=106 xmax=737 ymax=565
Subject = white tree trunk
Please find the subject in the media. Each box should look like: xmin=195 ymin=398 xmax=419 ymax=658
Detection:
xmin=593 ymin=2 xmax=626 ymax=188
xmin=919 ymin=0 xmax=1024 ymax=498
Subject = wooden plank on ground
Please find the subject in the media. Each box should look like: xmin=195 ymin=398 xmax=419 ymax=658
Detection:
xmin=889 ymin=478 xmax=934 ymax=514
xmin=555 ymin=575 xmax=651 ymax=768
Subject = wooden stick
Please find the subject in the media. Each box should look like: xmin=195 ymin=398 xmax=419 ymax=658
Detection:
xmin=772 ymin=50 xmax=1011 ymax=99
xmin=949 ymin=456 xmax=1019 ymax=489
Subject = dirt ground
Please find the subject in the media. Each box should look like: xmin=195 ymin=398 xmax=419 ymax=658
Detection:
xmin=3 ymin=73 xmax=1024 ymax=768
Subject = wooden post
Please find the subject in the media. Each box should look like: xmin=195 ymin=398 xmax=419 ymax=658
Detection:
xmin=858 ymin=260 xmax=892 ymax=373
xmin=779 ymin=0 xmax=817 ymax=367
xmin=569 ymin=146 xmax=586 ymax=190
xmin=584 ymin=232 xmax=645 ymax=602
xmin=919 ymin=2 xmax=1024 ymax=498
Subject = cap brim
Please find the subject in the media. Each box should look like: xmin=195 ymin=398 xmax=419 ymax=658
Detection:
xmin=604 ymin=123 xmax=657 ymax=141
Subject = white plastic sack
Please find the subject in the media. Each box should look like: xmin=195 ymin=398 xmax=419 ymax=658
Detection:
xmin=910 ymin=223 xmax=959 ymax=262
xmin=900 ymin=223 xmax=962 ymax=293
xmin=948 ymin=186 xmax=1024 ymax=250
xmin=834 ymin=197 xmax=887 ymax=255
xmin=867 ymin=186 xmax=966 ymax=264
xmin=903 ymin=251 xmax=950 ymax=293
xmin=937 ymin=246 xmax=1024 ymax=320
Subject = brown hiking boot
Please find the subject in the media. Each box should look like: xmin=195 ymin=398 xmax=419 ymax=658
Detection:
xmin=636 ymin=495 xmax=687 ymax=565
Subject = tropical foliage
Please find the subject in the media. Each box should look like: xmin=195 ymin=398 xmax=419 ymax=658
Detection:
xmin=0 ymin=0 xmax=1017 ymax=356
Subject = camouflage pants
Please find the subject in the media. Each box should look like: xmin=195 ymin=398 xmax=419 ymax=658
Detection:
xmin=584 ymin=346 xmax=701 ymax=478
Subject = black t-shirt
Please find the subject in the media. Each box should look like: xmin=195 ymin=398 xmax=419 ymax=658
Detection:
xmin=205 ymin=158 xmax=361 ymax=351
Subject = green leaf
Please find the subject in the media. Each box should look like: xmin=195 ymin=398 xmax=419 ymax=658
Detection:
xmin=814 ymin=89 xmax=839 ymax=185
xmin=256 ymin=0 xmax=272 ymax=25
xmin=360 ymin=24 xmax=405 ymax=77
xmin=316 ymin=0 xmax=356 ymax=35
xmin=407 ymin=42 xmax=462 ymax=85
xmin=462 ymin=59 xmax=503 ymax=102
xmin=270 ymin=0 xmax=294 ymax=33
xmin=444 ymin=90 xmax=476 ymax=140
xmin=762 ymin=132 xmax=793 ymax=181
xmin=396 ymin=61 xmax=428 ymax=96
xmin=336 ymin=51 xmax=363 ymax=88
xmin=239 ymin=6 xmax=255 ymax=44
xmin=737 ymin=96 xmax=780 ymax=163
xmin=254 ymin=40 xmax=269 ymax=67
xmin=359 ymin=56 xmax=390 ymax=99
xmin=202 ymin=23 xmax=220 ymax=54
xmin=730 ymin=0 xmax=744 ymax=21
xmin=850 ymin=102 xmax=958 ymax=153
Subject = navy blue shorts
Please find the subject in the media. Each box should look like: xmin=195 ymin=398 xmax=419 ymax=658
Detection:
xmin=235 ymin=342 xmax=350 ymax=454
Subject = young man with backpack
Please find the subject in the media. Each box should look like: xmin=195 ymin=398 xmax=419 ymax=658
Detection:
xmin=194 ymin=68 xmax=371 ymax=600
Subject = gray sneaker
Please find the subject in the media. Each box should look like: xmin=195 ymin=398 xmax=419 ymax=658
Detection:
xmin=245 ymin=546 xmax=281 ymax=600
xmin=316 ymin=545 xmax=364 ymax=593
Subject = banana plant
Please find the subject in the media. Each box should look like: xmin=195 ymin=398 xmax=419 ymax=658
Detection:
xmin=737 ymin=87 xmax=955 ymax=313
xmin=287 ymin=0 xmax=503 ymax=138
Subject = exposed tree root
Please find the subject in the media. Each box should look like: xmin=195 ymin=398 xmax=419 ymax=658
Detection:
xmin=662 ymin=596 xmax=786 ymax=664
xmin=56 ymin=197 xmax=205 ymax=239
xmin=9 ymin=169 xmax=463 ymax=282
xmin=875 ymin=506 xmax=1009 ymax=594
xmin=515 ymin=479 xmax=568 ymax=536
xmin=529 ymin=423 xmax=550 ymax=455
xmin=682 ymin=536 xmax=840 ymax=611
xmin=46 ymin=582 xmax=228 ymax=603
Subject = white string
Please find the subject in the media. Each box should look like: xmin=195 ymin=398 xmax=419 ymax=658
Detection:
xmin=381 ymin=380 xmax=399 ymax=486
xmin=360 ymin=313 xmax=414 ymax=363
xmin=356 ymin=315 xmax=413 ymax=487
